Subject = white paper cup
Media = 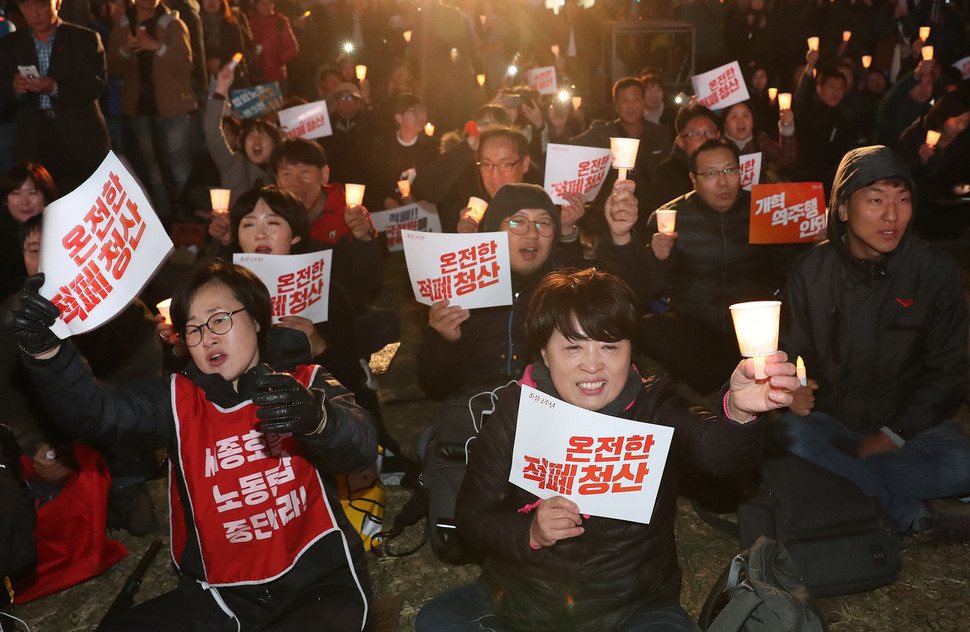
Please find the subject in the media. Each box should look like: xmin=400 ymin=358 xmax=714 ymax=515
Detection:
xmin=777 ymin=93 xmax=792 ymax=111
xmin=355 ymin=65 xmax=367 ymax=80
xmin=656 ymin=210 xmax=676 ymax=235
xmin=345 ymin=183 xmax=366 ymax=207
xmin=397 ymin=179 xmax=411 ymax=198
xmin=156 ymin=298 xmax=172 ymax=325
xmin=464 ymin=197 xmax=488 ymax=223
xmin=210 ymin=188 xmax=231 ymax=214
xmin=729 ymin=300 xmax=781 ymax=379
xmin=610 ymin=137 xmax=640 ymax=170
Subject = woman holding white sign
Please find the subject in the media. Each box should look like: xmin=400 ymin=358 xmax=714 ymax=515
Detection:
xmin=6 ymin=260 xmax=376 ymax=631
xmin=416 ymin=268 xmax=799 ymax=632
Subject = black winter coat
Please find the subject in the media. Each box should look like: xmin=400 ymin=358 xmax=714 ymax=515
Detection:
xmin=457 ymin=371 xmax=765 ymax=632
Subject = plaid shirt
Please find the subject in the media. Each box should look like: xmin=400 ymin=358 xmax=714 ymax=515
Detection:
xmin=31 ymin=25 xmax=58 ymax=110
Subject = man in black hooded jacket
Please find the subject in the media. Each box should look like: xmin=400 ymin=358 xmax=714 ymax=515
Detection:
xmin=775 ymin=145 xmax=970 ymax=537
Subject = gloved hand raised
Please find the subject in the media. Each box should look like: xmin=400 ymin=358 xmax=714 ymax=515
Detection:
xmin=253 ymin=371 xmax=326 ymax=435
xmin=5 ymin=274 xmax=60 ymax=357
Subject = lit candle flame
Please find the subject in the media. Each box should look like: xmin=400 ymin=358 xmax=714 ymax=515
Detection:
xmin=842 ymin=30 xmax=851 ymax=42
xmin=925 ymin=130 xmax=941 ymax=147
xmin=807 ymin=36 xmax=819 ymax=51
xmin=768 ymin=87 xmax=777 ymax=101
xmin=477 ymin=74 xmax=486 ymax=86
xmin=425 ymin=122 xmax=435 ymax=136
xmin=862 ymin=55 xmax=872 ymax=69
xmin=919 ymin=26 xmax=930 ymax=41
xmin=403 ymin=30 xmax=412 ymax=43
xmin=921 ymin=46 xmax=934 ymax=61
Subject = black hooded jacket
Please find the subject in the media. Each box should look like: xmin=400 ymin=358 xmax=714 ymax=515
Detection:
xmin=781 ymin=146 xmax=968 ymax=439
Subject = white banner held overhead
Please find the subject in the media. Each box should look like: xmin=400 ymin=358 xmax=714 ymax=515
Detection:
xmin=692 ymin=61 xmax=750 ymax=110
xmin=40 ymin=151 xmax=173 ymax=338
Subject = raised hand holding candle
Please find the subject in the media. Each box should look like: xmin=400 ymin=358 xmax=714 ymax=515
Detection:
xmin=227 ymin=52 xmax=243 ymax=71
xmin=919 ymin=26 xmax=930 ymax=41
xmin=610 ymin=137 xmax=640 ymax=181
xmin=926 ymin=130 xmax=942 ymax=147
xmin=921 ymin=46 xmax=934 ymax=61
xmin=777 ymin=93 xmax=792 ymax=110
xmin=862 ymin=55 xmax=872 ymax=69
xmin=345 ymin=183 xmax=365 ymax=207
xmin=807 ymin=36 xmax=819 ymax=51
xmin=730 ymin=301 xmax=782 ymax=380
xmin=210 ymin=188 xmax=231 ymax=215
xmin=796 ymin=356 xmax=807 ymax=387
xmin=768 ymin=87 xmax=778 ymax=101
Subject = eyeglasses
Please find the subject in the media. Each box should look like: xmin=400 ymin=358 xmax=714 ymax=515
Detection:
xmin=179 ymin=308 xmax=248 ymax=347
xmin=477 ymin=157 xmax=524 ymax=174
xmin=338 ymin=95 xmax=359 ymax=102
xmin=681 ymin=128 xmax=720 ymax=140
xmin=694 ymin=166 xmax=740 ymax=179
xmin=504 ymin=216 xmax=556 ymax=237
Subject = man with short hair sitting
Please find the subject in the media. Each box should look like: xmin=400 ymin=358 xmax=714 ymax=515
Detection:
xmin=775 ymin=146 xmax=970 ymax=539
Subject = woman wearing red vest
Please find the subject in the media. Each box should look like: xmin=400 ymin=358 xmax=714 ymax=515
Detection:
xmin=6 ymin=260 xmax=377 ymax=631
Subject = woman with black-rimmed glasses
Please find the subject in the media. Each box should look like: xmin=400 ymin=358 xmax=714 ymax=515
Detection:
xmin=5 ymin=259 xmax=376 ymax=631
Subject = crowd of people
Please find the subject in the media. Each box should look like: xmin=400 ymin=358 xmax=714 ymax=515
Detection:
xmin=2 ymin=0 xmax=970 ymax=630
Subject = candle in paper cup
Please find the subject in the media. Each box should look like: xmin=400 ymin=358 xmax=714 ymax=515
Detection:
xmin=919 ymin=26 xmax=930 ymax=41
xmin=925 ymin=130 xmax=942 ymax=147
xmin=156 ymin=298 xmax=172 ymax=325
xmin=812 ymin=68 xmax=817 ymax=78
xmin=777 ymin=93 xmax=792 ymax=110
xmin=768 ymin=87 xmax=777 ymax=101
xmin=465 ymin=197 xmax=488 ymax=223
xmin=477 ymin=74 xmax=486 ymax=86
xmin=397 ymin=179 xmax=411 ymax=198
xmin=921 ymin=46 xmax=933 ymax=61
xmin=842 ymin=30 xmax=851 ymax=42
xmin=551 ymin=44 xmax=560 ymax=57
xmin=655 ymin=209 xmax=676 ymax=235
xmin=572 ymin=96 xmax=582 ymax=109
xmin=355 ymin=65 xmax=367 ymax=80
xmin=807 ymin=36 xmax=819 ymax=51
xmin=345 ymin=183 xmax=365 ymax=207
xmin=210 ymin=188 xmax=231 ymax=215
xmin=610 ymin=137 xmax=640 ymax=181
xmin=228 ymin=52 xmax=243 ymax=71
xmin=862 ymin=55 xmax=872 ymax=69
xmin=403 ymin=30 xmax=412 ymax=42
xmin=425 ymin=122 xmax=435 ymax=136
xmin=796 ymin=356 xmax=807 ymax=387
xmin=729 ymin=300 xmax=782 ymax=380
xmin=479 ymin=14 xmax=486 ymax=26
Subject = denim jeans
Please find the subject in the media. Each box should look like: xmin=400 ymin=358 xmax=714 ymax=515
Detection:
xmin=415 ymin=582 xmax=700 ymax=632
xmin=773 ymin=411 xmax=970 ymax=531
xmin=131 ymin=114 xmax=192 ymax=217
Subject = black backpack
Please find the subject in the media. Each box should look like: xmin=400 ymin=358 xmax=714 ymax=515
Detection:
xmin=421 ymin=385 xmax=507 ymax=564
xmin=699 ymin=536 xmax=828 ymax=632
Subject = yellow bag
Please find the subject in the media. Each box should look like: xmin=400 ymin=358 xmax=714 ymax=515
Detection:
xmin=337 ymin=447 xmax=386 ymax=551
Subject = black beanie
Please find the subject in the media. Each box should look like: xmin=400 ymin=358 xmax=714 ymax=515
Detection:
xmin=480 ymin=183 xmax=561 ymax=236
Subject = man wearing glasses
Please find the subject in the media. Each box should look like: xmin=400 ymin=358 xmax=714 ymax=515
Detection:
xmin=642 ymin=138 xmax=784 ymax=395
xmin=650 ymin=103 xmax=722 ymax=213
xmin=322 ymin=81 xmax=374 ymax=185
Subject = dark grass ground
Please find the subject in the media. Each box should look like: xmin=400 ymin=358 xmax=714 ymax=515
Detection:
xmin=9 ymin=250 xmax=970 ymax=631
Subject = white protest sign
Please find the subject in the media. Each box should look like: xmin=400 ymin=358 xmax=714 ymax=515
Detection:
xmin=233 ymin=250 xmax=333 ymax=323
xmin=510 ymin=385 xmax=674 ymax=524
xmin=543 ymin=144 xmax=612 ymax=204
xmin=40 ymin=151 xmax=173 ymax=339
xmin=401 ymin=230 xmax=512 ymax=309
xmin=954 ymin=56 xmax=970 ymax=79
xmin=739 ymin=152 xmax=762 ymax=191
xmin=692 ymin=61 xmax=750 ymax=110
xmin=370 ymin=201 xmax=442 ymax=251
xmin=526 ymin=66 xmax=557 ymax=95
xmin=277 ymin=100 xmax=333 ymax=140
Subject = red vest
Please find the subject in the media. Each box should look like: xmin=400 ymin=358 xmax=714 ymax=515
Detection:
xmin=169 ymin=366 xmax=339 ymax=586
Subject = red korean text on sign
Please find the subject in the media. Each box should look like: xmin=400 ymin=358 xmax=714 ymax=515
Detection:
xmin=52 ymin=172 xmax=147 ymax=323
xmin=417 ymin=239 xmax=501 ymax=301
xmin=550 ymin=156 xmax=610 ymax=199
xmin=272 ymin=259 xmax=326 ymax=318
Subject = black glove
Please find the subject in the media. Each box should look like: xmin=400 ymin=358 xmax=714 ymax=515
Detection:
xmin=253 ymin=371 xmax=326 ymax=435
xmin=5 ymin=273 xmax=60 ymax=356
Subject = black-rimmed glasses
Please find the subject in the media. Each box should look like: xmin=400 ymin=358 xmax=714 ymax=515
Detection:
xmin=179 ymin=308 xmax=248 ymax=347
